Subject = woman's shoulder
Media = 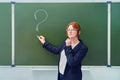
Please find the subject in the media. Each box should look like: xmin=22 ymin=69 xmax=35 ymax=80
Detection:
xmin=79 ymin=39 xmax=88 ymax=49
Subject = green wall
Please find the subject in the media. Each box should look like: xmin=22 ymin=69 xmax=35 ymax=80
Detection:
xmin=111 ymin=3 xmax=120 ymax=66
xmin=1 ymin=2 xmax=120 ymax=66
xmin=0 ymin=3 xmax=11 ymax=65
xmin=15 ymin=3 xmax=107 ymax=65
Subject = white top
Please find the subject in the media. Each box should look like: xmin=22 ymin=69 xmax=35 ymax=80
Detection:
xmin=59 ymin=50 xmax=67 ymax=75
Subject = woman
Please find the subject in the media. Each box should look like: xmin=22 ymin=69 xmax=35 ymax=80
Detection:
xmin=38 ymin=21 xmax=88 ymax=80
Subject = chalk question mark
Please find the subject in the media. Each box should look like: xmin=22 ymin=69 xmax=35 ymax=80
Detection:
xmin=34 ymin=9 xmax=48 ymax=32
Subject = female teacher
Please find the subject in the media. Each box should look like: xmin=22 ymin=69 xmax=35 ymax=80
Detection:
xmin=38 ymin=21 xmax=88 ymax=80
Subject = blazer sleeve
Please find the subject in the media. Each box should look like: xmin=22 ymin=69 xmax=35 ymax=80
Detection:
xmin=65 ymin=44 xmax=88 ymax=67
xmin=42 ymin=42 xmax=64 ymax=55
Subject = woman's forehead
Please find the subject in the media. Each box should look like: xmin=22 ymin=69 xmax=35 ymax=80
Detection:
xmin=68 ymin=25 xmax=74 ymax=29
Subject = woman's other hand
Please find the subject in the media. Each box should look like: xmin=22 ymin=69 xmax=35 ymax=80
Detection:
xmin=65 ymin=38 xmax=71 ymax=46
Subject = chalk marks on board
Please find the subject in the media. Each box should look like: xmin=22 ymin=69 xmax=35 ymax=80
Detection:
xmin=34 ymin=9 xmax=48 ymax=32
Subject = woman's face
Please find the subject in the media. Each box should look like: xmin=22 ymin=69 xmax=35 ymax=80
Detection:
xmin=66 ymin=25 xmax=78 ymax=38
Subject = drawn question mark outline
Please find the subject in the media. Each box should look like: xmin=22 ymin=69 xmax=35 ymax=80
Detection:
xmin=34 ymin=9 xmax=48 ymax=32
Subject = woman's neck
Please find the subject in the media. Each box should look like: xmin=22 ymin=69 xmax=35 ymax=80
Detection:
xmin=70 ymin=37 xmax=79 ymax=45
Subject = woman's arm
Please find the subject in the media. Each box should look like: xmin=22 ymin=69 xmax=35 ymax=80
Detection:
xmin=43 ymin=41 xmax=63 ymax=55
xmin=65 ymin=44 xmax=88 ymax=67
xmin=38 ymin=35 xmax=63 ymax=54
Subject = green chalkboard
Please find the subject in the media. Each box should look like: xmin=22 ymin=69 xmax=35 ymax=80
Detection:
xmin=0 ymin=3 xmax=11 ymax=65
xmin=111 ymin=3 xmax=120 ymax=66
xmin=15 ymin=3 xmax=107 ymax=65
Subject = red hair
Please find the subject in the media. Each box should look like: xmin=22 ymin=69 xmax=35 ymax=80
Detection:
xmin=66 ymin=21 xmax=81 ymax=38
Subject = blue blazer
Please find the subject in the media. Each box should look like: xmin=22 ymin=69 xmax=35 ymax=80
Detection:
xmin=43 ymin=40 xmax=88 ymax=80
